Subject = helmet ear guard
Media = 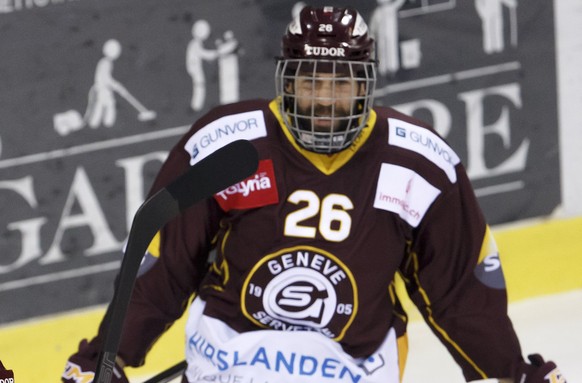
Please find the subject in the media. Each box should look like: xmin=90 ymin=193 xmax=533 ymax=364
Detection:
xmin=276 ymin=6 xmax=377 ymax=154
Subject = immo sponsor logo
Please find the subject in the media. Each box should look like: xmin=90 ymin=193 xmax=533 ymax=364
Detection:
xmin=374 ymin=163 xmax=441 ymax=227
xmin=376 ymin=191 xmax=422 ymax=222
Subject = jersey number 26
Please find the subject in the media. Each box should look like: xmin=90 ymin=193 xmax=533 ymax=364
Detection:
xmin=284 ymin=190 xmax=353 ymax=242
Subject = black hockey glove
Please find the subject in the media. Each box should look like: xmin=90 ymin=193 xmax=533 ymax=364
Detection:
xmin=62 ymin=339 xmax=129 ymax=383
xmin=515 ymin=353 xmax=566 ymax=383
xmin=0 ymin=360 xmax=15 ymax=382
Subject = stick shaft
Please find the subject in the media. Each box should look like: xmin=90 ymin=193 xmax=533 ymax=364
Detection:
xmin=94 ymin=140 xmax=258 ymax=383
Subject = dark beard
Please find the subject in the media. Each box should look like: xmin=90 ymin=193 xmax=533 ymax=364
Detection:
xmin=294 ymin=104 xmax=353 ymax=134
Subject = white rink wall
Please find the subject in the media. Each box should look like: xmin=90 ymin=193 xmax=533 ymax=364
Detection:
xmin=403 ymin=290 xmax=582 ymax=382
xmin=556 ymin=0 xmax=582 ymax=217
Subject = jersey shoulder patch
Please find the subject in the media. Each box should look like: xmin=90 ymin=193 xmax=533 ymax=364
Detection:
xmin=388 ymin=118 xmax=460 ymax=183
xmin=185 ymin=109 xmax=267 ymax=165
xmin=374 ymin=163 xmax=441 ymax=227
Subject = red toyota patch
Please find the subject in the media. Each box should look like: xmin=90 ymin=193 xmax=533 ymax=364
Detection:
xmin=214 ymin=159 xmax=279 ymax=211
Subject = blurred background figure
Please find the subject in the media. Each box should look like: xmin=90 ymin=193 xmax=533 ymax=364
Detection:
xmin=370 ymin=0 xmax=406 ymax=76
xmin=186 ymin=20 xmax=219 ymax=112
xmin=216 ymin=30 xmax=240 ymax=105
xmin=475 ymin=0 xmax=518 ymax=54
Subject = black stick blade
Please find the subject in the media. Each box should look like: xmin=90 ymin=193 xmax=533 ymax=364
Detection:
xmin=166 ymin=139 xmax=260 ymax=212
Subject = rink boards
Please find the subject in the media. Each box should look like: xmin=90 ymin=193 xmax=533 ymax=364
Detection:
xmin=1 ymin=216 xmax=580 ymax=382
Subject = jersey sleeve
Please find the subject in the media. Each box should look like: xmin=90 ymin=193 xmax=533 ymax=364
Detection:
xmin=89 ymin=125 xmax=225 ymax=367
xmin=86 ymin=99 xmax=270 ymax=367
xmin=399 ymin=161 xmax=523 ymax=381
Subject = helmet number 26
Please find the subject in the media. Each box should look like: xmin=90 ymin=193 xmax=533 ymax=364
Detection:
xmin=319 ymin=24 xmax=333 ymax=32
xmin=284 ymin=190 xmax=353 ymax=242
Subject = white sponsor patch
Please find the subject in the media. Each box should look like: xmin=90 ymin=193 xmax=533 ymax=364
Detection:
xmin=185 ymin=298 xmax=401 ymax=383
xmin=388 ymin=118 xmax=460 ymax=183
xmin=185 ymin=110 xmax=267 ymax=165
xmin=374 ymin=163 xmax=441 ymax=227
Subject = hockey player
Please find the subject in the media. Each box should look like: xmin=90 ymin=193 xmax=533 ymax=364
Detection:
xmin=62 ymin=5 xmax=567 ymax=383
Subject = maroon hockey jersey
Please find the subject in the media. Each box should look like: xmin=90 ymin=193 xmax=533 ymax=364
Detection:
xmin=97 ymin=98 xmax=523 ymax=381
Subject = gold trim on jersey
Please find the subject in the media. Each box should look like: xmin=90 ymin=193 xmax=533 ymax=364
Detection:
xmin=405 ymin=246 xmax=488 ymax=380
xmin=477 ymin=225 xmax=497 ymax=264
xmin=206 ymin=221 xmax=233 ymax=292
xmin=397 ymin=334 xmax=409 ymax=383
xmin=269 ymin=99 xmax=377 ymax=175
xmin=146 ymin=231 xmax=162 ymax=258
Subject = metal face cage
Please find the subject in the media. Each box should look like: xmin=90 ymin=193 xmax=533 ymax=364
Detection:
xmin=276 ymin=58 xmax=376 ymax=154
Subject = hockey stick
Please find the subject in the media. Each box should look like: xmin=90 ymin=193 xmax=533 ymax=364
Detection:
xmin=94 ymin=140 xmax=259 ymax=383
xmin=142 ymin=360 xmax=187 ymax=383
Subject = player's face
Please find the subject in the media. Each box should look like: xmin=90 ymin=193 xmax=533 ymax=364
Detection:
xmin=293 ymin=72 xmax=363 ymax=133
